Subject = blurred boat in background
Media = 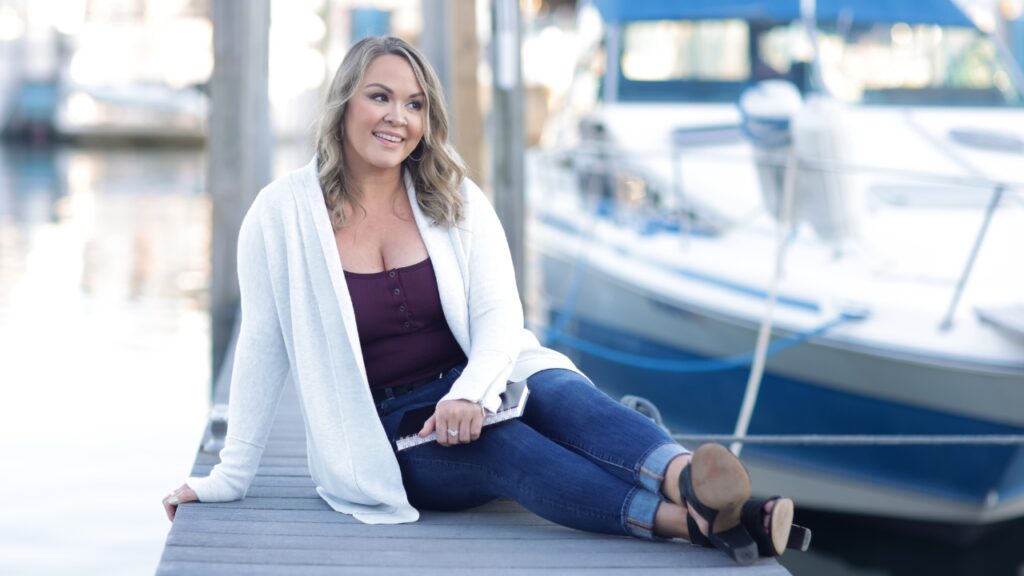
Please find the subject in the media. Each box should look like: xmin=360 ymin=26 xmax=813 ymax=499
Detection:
xmin=0 ymin=2 xmax=210 ymax=145
xmin=53 ymin=81 xmax=206 ymax=144
xmin=532 ymin=0 xmax=1024 ymax=526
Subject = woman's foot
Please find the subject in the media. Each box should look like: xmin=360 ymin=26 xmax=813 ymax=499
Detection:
xmin=660 ymin=449 xmax=741 ymax=542
xmin=691 ymin=497 xmax=779 ymax=543
xmin=741 ymin=496 xmax=811 ymax=556
xmin=663 ymin=450 xmax=798 ymax=549
xmin=658 ymin=492 xmax=794 ymax=547
xmin=672 ymin=444 xmax=757 ymax=565
xmin=760 ymin=498 xmax=794 ymax=556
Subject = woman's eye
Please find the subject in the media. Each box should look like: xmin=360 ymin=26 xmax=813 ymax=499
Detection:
xmin=407 ymin=101 xmax=423 ymax=111
xmin=371 ymin=93 xmax=388 ymax=102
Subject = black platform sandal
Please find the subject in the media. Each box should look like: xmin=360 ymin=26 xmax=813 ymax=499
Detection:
xmin=679 ymin=444 xmax=758 ymax=565
xmin=741 ymin=496 xmax=812 ymax=556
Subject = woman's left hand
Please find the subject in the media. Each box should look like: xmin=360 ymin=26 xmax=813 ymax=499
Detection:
xmin=162 ymin=483 xmax=199 ymax=521
xmin=419 ymin=399 xmax=485 ymax=447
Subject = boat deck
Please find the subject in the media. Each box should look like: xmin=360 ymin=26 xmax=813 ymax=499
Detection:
xmin=156 ymin=372 xmax=791 ymax=575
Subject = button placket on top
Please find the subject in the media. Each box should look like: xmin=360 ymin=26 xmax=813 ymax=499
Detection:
xmin=390 ymin=267 xmax=414 ymax=330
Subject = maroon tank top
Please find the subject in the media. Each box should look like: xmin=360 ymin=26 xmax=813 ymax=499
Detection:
xmin=344 ymin=258 xmax=467 ymax=391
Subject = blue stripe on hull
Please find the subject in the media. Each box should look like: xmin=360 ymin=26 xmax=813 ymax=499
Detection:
xmin=550 ymin=314 xmax=1024 ymax=505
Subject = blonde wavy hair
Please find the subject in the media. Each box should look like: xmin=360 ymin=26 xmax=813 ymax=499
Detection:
xmin=315 ymin=36 xmax=466 ymax=228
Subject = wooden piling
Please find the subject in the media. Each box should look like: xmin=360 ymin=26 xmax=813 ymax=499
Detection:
xmin=208 ymin=0 xmax=272 ymax=386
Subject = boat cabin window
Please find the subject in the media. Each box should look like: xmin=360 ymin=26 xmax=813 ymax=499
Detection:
xmin=618 ymin=19 xmax=752 ymax=102
xmin=614 ymin=19 xmax=1021 ymax=107
xmin=621 ymin=20 xmax=750 ymax=82
xmin=818 ymin=24 xmax=1020 ymax=106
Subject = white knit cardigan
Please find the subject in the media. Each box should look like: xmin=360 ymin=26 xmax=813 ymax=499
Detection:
xmin=186 ymin=157 xmax=581 ymax=524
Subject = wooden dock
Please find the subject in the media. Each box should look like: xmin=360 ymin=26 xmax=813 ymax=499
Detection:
xmin=156 ymin=379 xmax=791 ymax=575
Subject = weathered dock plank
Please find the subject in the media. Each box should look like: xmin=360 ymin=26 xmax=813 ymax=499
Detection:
xmin=158 ymin=564 xmax=778 ymax=576
xmin=168 ymin=518 xmax=599 ymax=540
xmin=166 ymin=532 xmax=685 ymax=552
xmin=159 ymin=545 xmax=749 ymax=568
xmin=158 ymin=381 xmax=790 ymax=575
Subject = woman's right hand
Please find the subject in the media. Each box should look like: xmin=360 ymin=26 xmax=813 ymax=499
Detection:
xmin=162 ymin=484 xmax=199 ymax=521
xmin=422 ymin=399 xmax=486 ymax=447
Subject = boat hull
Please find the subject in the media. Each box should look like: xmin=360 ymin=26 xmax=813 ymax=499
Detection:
xmin=536 ymin=250 xmax=1024 ymax=524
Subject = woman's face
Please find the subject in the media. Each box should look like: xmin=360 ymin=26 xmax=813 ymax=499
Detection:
xmin=341 ymin=54 xmax=426 ymax=179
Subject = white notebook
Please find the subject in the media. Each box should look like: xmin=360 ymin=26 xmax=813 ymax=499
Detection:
xmin=394 ymin=380 xmax=530 ymax=451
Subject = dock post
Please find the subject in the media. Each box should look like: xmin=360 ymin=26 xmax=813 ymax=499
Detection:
xmin=491 ymin=0 xmax=526 ymax=303
xmin=451 ymin=1 xmax=484 ymax=184
xmin=208 ymin=0 xmax=272 ymax=393
xmin=420 ymin=2 xmax=485 ymax=199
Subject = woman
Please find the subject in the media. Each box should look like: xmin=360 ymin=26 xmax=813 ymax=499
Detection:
xmin=162 ymin=36 xmax=807 ymax=565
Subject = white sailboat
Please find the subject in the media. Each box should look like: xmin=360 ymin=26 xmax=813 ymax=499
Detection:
xmin=531 ymin=0 xmax=1024 ymax=524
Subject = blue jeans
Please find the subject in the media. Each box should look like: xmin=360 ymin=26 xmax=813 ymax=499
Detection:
xmin=375 ymin=365 xmax=689 ymax=539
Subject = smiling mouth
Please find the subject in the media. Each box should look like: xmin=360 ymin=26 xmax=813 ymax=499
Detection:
xmin=374 ymin=132 xmax=403 ymax=143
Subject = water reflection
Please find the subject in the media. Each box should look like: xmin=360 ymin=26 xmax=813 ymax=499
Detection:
xmin=0 ymin=143 xmax=211 ymax=576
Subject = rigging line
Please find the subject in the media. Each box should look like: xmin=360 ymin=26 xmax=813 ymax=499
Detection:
xmin=732 ymin=149 xmax=799 ymax=457
xmin=673 ymin=434 xmax=1024 ymax=446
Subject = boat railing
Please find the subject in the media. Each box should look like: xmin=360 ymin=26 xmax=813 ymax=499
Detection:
xmin=536 ymin=140 xmax=1023 ymax=331
xmin=558 ymin=140 xmax=1024 ymax=196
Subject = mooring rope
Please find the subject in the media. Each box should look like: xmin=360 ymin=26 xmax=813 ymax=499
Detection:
xmin=672 ymin=434 xmax=1024 ymax=446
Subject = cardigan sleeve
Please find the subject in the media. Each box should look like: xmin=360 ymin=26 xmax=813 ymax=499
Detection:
xmin=439 ymin=181 xmax=523 ymax=411
xmin=186 ymin=200 xmax=290 ymax=502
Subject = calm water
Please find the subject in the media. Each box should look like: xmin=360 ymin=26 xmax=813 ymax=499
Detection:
xmin=0 ymin=143 xmax=212 ymax=575
xmin=0 ymin=141 xmax=315 ymax=576
xmin=1 ymin=143 xmax=1021 ymax=576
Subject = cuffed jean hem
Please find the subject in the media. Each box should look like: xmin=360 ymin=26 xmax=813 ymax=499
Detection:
xmin=623 ymin=487 xmax=665 ymax=540
xmin=637 ymin=441 xmax=690 ymax=495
